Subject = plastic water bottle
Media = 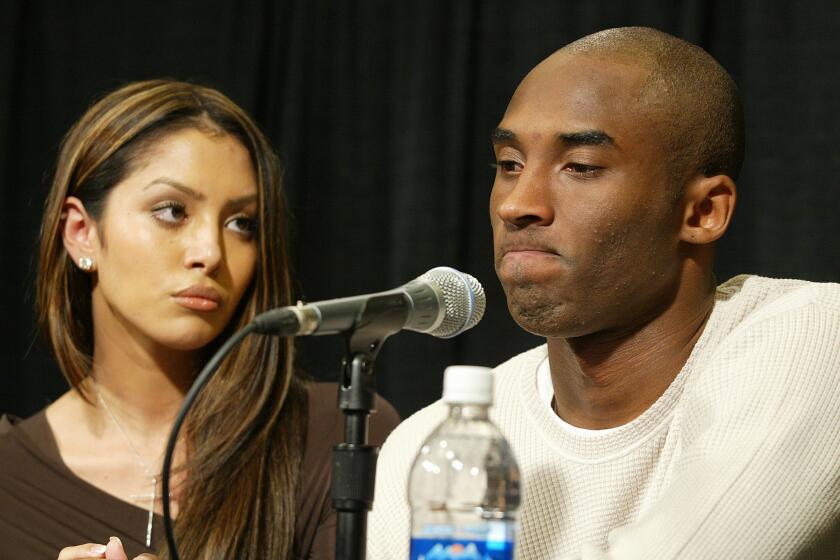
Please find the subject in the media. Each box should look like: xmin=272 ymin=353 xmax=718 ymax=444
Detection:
xmin=408 ymin=366 xmax=522 ymax=559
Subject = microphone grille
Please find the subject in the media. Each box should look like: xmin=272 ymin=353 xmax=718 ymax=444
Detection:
xmin=420 ymin=267 xmax=486 ymax=338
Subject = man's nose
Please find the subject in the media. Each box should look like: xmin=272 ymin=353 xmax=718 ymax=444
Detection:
xmin=495 ymin=170 xmax=555 ymax=228
xmin=183 ymin=221 xmax=222 ymax=274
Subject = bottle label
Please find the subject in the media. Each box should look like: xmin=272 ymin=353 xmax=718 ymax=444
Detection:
xmin=409 ymin=537 xmax=514 ymax=559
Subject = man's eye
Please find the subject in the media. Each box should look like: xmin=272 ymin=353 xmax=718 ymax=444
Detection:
xmin=151 ymin=202 xmax=187 ymax=224
xmin=563 ymin=163 xmax=602 ymax=177
xmin=493 ymin=160 xmax=522 ymax=173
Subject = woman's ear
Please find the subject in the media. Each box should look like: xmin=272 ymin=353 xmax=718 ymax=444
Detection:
xmin=679 ymin=174 xmax=737 ymax=245
xmin=62 ymin=196 xmax=100 ymax=272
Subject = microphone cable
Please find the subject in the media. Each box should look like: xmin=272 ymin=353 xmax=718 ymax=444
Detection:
xmin=161 ymin=322 xmax=257 ymax=560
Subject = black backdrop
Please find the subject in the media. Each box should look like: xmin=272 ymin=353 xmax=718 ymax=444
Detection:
xmin=2 ymin=1 xmax=838 ymax=420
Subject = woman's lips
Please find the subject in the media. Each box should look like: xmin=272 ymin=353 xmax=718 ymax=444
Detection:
xmin=173 ymin=286 xmax=222 ymax=311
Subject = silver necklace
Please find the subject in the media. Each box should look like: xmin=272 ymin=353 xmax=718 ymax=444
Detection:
xmin=93 ymin=380 xmax=159 ymax=548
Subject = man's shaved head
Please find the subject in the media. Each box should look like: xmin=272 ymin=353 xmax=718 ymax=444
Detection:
xmin=491 ymin=27 xmax=742 ymax=338
xmin=560 ymin=27 xmax=744 ymax=192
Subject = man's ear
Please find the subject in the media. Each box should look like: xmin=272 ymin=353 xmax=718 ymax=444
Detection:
xmin=62 ymin=196 xmax=100 ymax=271
xmin=678 ymin=174 xmax=736 ymax=245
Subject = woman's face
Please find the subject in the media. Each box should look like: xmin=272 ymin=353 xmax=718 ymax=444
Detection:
xmin=86 ymin=128 xmax=259 ymax=353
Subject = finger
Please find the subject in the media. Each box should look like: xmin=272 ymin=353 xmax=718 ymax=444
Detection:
xmin=133 ymin=555 xmax=159 ymax=560
xmin=57 ymin=543 xmax=107 ymax=559
xmin=104 ymin=537 xmax=128 ymax=560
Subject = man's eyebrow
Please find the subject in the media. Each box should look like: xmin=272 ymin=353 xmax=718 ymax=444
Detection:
xmin=143 ymin=177 xmax=205 ymax=200
xmin=559 ymin=130 xmax=615 ymax=147
xmin=491 ymin=127 xmax=615 ymax=148
xmin=491 ymin=127 xmax=517 ymax=144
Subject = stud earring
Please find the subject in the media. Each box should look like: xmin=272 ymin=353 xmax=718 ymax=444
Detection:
xmin=78 ymin=256 xmax=94 ymax=271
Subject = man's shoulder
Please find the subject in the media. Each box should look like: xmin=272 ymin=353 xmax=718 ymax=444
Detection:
xmin=713 ymin=275 xmax=840 ymax=338
xmin=380 ymin=344 xmax=547 ymax=455
xmin=718 ymin=275 xmax=840 ymax=316
xmin=682 ymin=275 xmax=840 ymax=412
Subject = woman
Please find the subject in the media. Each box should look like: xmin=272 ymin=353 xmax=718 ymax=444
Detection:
xmin=0 ymin=80 xmax=399 ymax=559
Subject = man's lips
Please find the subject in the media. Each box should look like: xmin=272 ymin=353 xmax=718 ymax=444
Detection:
xmin=498 ymin=244 xmax=571 ymax=267
xmin=504 ymin=248 xmax=555 ymax=255
xmin=500 ymin=244 xmax=560 ymax=257
xmin=173 ymin=285 xmax=223 ymax=311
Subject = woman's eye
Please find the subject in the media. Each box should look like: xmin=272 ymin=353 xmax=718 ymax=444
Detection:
xmin=227 ymin=215 xmax=258 ymax=237
xmin=151 ymin=202 xmax=187 ymax=224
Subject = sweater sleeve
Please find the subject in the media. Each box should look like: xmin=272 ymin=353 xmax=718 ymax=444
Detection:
xmin=579 ymin=301 xmax=840 ymax=559
xmin=368 ymin=401 xmax=448 ymax=560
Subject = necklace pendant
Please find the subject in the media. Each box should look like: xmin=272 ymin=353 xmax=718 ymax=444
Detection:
xmin=144 ymin=477 xmax=156 ymax=547
xmin=129 ymin=478 xmax=156 ymax=548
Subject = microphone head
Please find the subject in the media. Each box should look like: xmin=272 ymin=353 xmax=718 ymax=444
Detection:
xmin=419 ymin=267 xmax=486 ymax=338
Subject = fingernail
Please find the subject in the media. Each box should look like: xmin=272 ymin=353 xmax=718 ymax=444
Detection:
xmin=90 ymin=544 xmax=107 ymax=554
xmin=109 ymin=536 xmax=123 ymax=545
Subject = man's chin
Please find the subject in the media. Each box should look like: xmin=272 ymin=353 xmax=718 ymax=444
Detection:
xmin=507 ymin=298 xmax=585 ymax=338
xmin=497 ymin=262 xmax=566 ymax=288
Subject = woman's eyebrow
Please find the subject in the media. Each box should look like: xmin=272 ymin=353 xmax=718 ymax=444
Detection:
xmin=223 ymin=194 xmax=258 ymax=213
xmin=143 ymin=177 xmax=204 ymax=200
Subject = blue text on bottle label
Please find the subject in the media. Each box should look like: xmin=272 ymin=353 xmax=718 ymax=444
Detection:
xmin=410 ymin=537 xmax=514 ymax=560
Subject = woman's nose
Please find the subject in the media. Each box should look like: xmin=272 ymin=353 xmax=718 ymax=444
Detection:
xmin=183 ymin=223 xmax=222 ymax=274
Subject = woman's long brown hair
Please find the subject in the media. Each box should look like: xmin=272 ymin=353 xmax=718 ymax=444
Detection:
xmin=36 ymin=79 xmax=307 ymax=558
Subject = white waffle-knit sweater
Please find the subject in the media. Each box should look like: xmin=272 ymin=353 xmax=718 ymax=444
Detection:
xmin=369 ymin=276 xmax=840 ymax=559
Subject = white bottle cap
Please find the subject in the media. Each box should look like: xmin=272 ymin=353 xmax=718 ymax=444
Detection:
xmin=442 ymin=365 xmax=493 ymax=405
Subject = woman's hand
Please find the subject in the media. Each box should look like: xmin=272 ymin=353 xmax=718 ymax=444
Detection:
xmin=57 ymin=537 xmax=158 ymax=560
xmin=57 ymin=542 xmax=107 ymax=559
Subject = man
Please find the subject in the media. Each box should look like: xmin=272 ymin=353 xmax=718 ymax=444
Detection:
xmin=368 ymin=27 xmax=840 ymax=558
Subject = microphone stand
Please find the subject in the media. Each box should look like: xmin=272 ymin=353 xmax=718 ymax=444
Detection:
xmin=332 ymin=294 xmax=408 ymax=560
xmin=161 ymin=270 xmax=482 ymax=559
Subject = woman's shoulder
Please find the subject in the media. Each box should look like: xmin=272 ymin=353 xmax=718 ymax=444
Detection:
xmin=0 ymin=408 xmax=72 ymax=558
xmin=0 ymin=413 xmax=15 ymax=436
xmin=0 ymin=408 xmax=52 ymax=454
xmin=1 ymin=391 xmax=97 ymax=487
xmin=294 ymin=381 xmax=403 ymax=557
xmin=0 ymin=407 xmax=69 ymax=494
xmin=305 ymin=381 xmax=401 ymax=447
xmin=0 ymin=408 xmax=59 ymax=503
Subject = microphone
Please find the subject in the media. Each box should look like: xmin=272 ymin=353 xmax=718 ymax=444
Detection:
xmin=251 ymin=267 xmax=485 ymax=338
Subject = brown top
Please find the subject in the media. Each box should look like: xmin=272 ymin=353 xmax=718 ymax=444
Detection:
xmin=0 ymin=382 xmax=400 ymax=559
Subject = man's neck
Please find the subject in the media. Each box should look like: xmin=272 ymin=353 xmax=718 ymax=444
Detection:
xmin=547 ymin=273 xmax=715 ymax=429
